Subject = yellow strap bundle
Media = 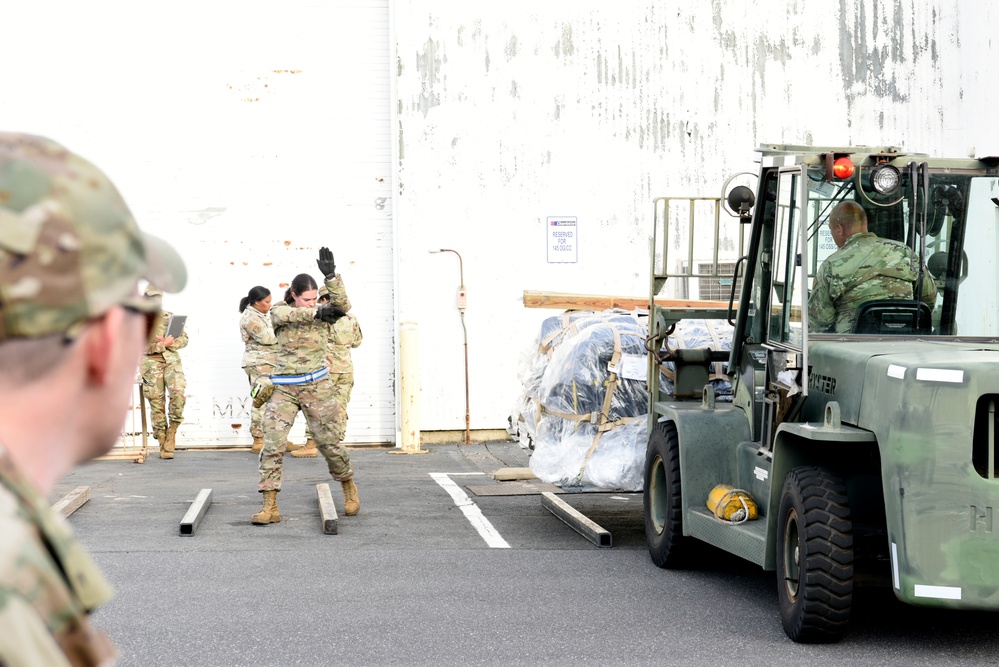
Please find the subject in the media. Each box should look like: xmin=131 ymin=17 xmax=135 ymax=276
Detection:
xmin=706 ymin=484 xmax=758 ymax=523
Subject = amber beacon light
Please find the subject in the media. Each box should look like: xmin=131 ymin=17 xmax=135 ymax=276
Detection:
xmin=832 ymin=156 xmax=855 ymax=179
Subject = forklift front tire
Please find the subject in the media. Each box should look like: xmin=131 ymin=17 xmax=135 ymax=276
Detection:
xmin=643 ymin=420 xmax=689 ymax=568
xmin=776 ymin=465 xmax=854 ymax=643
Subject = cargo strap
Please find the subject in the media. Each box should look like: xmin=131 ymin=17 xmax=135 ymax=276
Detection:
xmin=704 ymin=320 xmax=726 ymax=380
xmin=536 ymin=323 xmax=625 ymax=430
xmin=538 ymin=311 xmax=580 ymax=355
xmin=547 ymin=324 xmax=638 ymax=485
xmin=659 ymin=320 xmax=727 ymax=383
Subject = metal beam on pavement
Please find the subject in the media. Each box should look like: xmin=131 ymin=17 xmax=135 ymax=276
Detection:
xmin=541 ymin=491 xmax=613 ymax=548
xmin=179 ymin=488 xmax=213 ymax=536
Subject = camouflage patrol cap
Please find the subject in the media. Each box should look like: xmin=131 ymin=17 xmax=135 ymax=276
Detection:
xmin=0 ymin=133 xmax=186 ymax=341
xmin=318 ymin=285 xmax=329 ymax=299
xmin=144 ymin=284 xmax=163 ymax=298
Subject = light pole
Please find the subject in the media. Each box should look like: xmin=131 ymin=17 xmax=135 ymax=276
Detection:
xmin=429 ymin=248 xmax=471 ymax=445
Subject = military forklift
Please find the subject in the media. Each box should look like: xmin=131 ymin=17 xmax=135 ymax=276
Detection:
xmin=643 ymin=144 xmax=999 ymax=642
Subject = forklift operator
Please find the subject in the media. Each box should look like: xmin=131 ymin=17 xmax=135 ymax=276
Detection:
xmin=808 ymin=201 xmax=937 ymax=333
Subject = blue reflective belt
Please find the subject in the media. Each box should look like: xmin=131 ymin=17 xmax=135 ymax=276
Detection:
xmin=270 ymin=367 xmax=329 ymax=385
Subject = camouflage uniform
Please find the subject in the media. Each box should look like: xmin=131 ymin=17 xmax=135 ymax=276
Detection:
xmin=305 ymin=312 xmax=363 ymax=439
xmin=259 ymin=275 xmax=352 ymax=491
xmin=0 ymin=445 xmax=117 ymax=666
xmin=0 ymin=133 xmax=186 ymax=665
xmin=809 ymin=232 xmax=938 ymax=333
xmin=240 ymin=306 xmax=277 ymax=439
xmin=327 ymin=313 xmax=363 ymax=429
xmin=141 ymin=309 xmax=189 ymax=440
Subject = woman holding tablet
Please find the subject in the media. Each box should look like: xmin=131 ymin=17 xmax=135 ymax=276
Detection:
xmin=141 ymin=284 xmax=189 ymax=459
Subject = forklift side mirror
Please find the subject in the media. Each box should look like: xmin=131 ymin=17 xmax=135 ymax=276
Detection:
xmin=928 ymin=184 xmax=962 ymax=236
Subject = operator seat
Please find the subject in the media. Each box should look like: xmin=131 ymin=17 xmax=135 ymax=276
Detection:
xmin=853 ymin=299 xmax=932 ymax=335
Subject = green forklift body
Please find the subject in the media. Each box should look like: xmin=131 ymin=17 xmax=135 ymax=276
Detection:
xmin=647 ymin=143 xmax=999 ymax=615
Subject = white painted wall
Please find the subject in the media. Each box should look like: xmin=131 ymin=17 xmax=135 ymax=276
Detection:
xmin=0 ymin=2 xmax=994 ymax=442
xmin=1 ymin=0 xmax=395 ymax=446
xmin=393 ymin=0 xmax=998 ymax=432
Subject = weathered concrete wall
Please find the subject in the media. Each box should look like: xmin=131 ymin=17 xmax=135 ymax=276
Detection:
xmin=0 ymin=1 xmax=396 ymax=445
xmin=0 ymin=2 xmax=992 ymax=441
xmin=395 ymin=1 xmax=997 ymax=430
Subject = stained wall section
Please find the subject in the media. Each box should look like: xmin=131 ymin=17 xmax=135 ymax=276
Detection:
xmin=394 ymin=0 xmax=996 ymax=431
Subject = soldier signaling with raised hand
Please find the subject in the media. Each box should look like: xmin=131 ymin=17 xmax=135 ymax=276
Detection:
xmin=0 ymin=133 xmax=187 ymax=666
xmin=808 ymin=200 xmax=938 ymax=333
xmin=252 ymin=247 xmax=360 ymax=525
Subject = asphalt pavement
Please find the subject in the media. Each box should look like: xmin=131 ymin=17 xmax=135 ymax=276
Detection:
xmin=53 ymin=441 xmax=999 ymax=667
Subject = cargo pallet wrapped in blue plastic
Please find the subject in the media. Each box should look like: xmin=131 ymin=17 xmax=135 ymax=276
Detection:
xmin=511 ymin=310 xmax=733 ymax=491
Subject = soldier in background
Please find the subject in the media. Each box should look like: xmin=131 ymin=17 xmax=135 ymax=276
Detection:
xmin=239 ymin=285 xmax=278 ymax=454
xmin=0 ymin=132 xmax=186 ymax=665
xmin=141 ymin=285 xmax=189 ymax=459
xmin=809 ymin=200 xmax=938 ymax=333
xmin=238 ymin=286 xmax=308 ymax=456
xmin=292 ymin=285 xmax=363 ymax=458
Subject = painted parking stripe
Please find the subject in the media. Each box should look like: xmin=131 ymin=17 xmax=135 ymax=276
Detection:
xmin=430 ymin=472 xmax=511 ymax=549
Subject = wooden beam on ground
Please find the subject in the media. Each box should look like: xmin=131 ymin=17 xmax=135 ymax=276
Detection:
xmin=316 ymin=483 xmax=339 ymax=535
xmin=96 ymin=448 xmax=147 ymax=461
xmin=493 ymin=467 xmax=537 ymax=481
xmin=52 ymin=486 xmax=91 ymax=519
xmin=542 ymin=492 xmax=613 ymax=548
xmin=467 ymin=481 xmax=562 ymax=496
xmin=522 ymin=290 xmax=730 ymax=312
xmin=179 ymin=488 xmax=213 ymax=536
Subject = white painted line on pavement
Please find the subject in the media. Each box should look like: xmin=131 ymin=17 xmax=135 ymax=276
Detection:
xmin=430 ymin=472 xmax=511 ymax=549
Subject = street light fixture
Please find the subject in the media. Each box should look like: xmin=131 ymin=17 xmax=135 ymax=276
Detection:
xmin=429 ymin=248 xmax=471 ymax=445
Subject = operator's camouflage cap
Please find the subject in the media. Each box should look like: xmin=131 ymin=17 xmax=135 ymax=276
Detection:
xmin=0 ymin=133 xmax=187 ymax=341
xmin=318 ymin=285 xmax=329 ymax=299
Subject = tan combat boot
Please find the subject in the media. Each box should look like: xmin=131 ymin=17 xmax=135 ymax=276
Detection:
xmin=251 ymin=490 xmax=281 ymax=525
xmin=341 ymin=478 xmax=360 ymax=516
xmin=290 ymin=438 xmax=318 ymax=458
xmin=160 ymin=423 xmax=177 ymax=460
xmin=251 ymin=436 xmax=263 ymax=454
xmin=285 ymin=440 xmax=304 ymax=453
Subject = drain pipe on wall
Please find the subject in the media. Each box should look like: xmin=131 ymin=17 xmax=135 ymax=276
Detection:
xmin=429 ymin=248 xmax=471 ymax=445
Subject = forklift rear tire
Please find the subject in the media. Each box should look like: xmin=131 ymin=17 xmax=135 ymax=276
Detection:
xmin=643 ymin=420 xmax=689 ymax=568
xmin=776 ymin=466 xmax=854 ymax=643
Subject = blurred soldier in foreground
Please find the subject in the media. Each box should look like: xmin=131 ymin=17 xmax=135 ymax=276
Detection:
xmin=140 ymin=284 xmax=189 ymax=459
xmin=0 ymin=133 xmax=186 ymax=665
xmin=809 ymin=200 xmax=938 ymax=333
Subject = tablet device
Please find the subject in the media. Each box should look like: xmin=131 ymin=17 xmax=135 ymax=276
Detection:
xmin=165 ymin=315 xmax=187 ymax=339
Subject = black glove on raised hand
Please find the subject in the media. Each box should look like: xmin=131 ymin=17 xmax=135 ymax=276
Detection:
xmin=315 ymin=303 xmax=347 ymax=323
xmin=317 ymin=247 xmax=337 ymax=279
